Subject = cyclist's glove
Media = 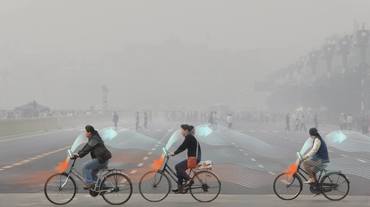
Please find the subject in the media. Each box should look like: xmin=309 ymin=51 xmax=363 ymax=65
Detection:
xmin=71 ymin=154 xmax=79 ymax=160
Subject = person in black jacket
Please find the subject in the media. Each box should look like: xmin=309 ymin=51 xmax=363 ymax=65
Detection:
xmin=170 ymin=124 xmax=202 ymax=193
xmin=73 ymin=125 xmax=112 ymax=189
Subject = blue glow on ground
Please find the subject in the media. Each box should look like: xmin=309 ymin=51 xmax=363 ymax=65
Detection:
xmin=326 ymin=130 xmax=347 ymax=144
xmin=195 ymin=124 xmax=213 ymax=137
xmin=100 ymin=127 xmax=118 ymax=141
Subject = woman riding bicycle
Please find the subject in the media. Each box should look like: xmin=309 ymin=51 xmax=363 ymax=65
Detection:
xmin=73 ymin=125 xmax=112 ymax=189
xmin=300 ymin=128 xmax=330 ymax=184
xmin=170 ymin=124 xmax=202 ymax=193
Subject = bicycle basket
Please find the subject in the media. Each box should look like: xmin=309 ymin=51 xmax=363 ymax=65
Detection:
xmin=197 ymin=160 xmax=213 ymax=170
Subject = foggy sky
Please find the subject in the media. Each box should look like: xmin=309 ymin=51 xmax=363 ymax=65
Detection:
xmin=1 ymin=0 xmax=370 ymax=110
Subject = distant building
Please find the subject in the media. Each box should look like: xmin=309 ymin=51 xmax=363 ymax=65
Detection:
xmin=14 ymin=101 xmax=50 ymax=118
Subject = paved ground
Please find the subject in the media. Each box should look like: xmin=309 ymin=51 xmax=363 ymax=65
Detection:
xmin=0 ymin=118 xmax=369 ymax=196
xmin=1 ymin=194 xmax=369 ymax=207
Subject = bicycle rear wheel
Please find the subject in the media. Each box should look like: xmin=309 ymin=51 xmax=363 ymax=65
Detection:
xmin=189 ymin=170 xmax=221 ymax=202
xmin=273 ymin=173 xmax=302 ymax=200
xmin=139 ymin=170 xmax=171 ymax=202
xmin=101 ymin=172 xmax=133 ymax=205
xmin=44 ymin=173 xmax=76 ymax=205
xmin=320 ymin=172 xmax=350 ymax=201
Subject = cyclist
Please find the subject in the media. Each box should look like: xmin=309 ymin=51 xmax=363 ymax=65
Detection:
xmin=73 ymin=125 xmax=112 ymax=189
xmin=170 ymin=124 xmax=202 ymax=193
xmin=299 ymin=128 xmax=330 ymax=184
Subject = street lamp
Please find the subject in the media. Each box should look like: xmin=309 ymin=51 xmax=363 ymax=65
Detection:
xmin=308 ymin=51 xmax=319 ymax=75
xmin=355 ymin=25 xmax=369 ymax=114
xmin=322 ymin=40 xmax=336 ymax=78
xmin=338 ymin=35 xmax=352 ymax=72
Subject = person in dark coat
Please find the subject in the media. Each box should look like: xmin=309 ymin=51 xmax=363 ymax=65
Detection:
xmin=73 ymin=125 xmax=112 ymax=189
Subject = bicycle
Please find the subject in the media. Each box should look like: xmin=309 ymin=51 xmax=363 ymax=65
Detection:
xmin=273 ymin=152 xmax=350 ymax=201
xmin=44 ymin=149 xmax=133 ymax=205
xmin=139 ymin=147 xmax=221 ymax=202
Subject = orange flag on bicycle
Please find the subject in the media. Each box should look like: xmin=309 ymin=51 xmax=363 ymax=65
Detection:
xmin=285 ymin=163 xmax=298 ymax=178
xmin=55 ymin=158 xmax=69 ymax=173
xmin=151 ymin=155 xmax=164 ymax=171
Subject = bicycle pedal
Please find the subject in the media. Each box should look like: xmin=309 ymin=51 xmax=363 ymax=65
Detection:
xmin=312 ymin=193 xmax=321 ymax=197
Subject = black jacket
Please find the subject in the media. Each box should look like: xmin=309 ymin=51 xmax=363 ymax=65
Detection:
xmin=174 ymin=134 xmax=201 ymax=159
xmin=78 ymin=133 xmax=112 ymax=163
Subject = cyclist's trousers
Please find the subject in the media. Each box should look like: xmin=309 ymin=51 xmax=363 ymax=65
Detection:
xmin=175 ymin=159 xmax=200 ymax=185
xmin=83 ymin=159 xmax=108 ymax=184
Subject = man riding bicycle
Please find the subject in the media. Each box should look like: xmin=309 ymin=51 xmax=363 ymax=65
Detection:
xmin=73 ymin=125 xmax=112 ymax=189
xmin=298 ymin=128 xmax=330 ymax=184
xmin=170 ymin=124 xmax=202 ymax=193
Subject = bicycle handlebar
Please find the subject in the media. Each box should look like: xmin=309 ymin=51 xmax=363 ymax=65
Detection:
xmin=67 ymin=149 xmax=79 ymax=160
xmin=162 ymin=147 xmax=170 ymax=157
xmin=296 ymin=152 xmax=303 ymax=161
xmin=67 ymin=149 xmax=73 ymax=159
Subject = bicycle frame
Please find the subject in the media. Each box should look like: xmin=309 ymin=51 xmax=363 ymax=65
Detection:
xmin=295 ymin=163 xmax=326 ymax=183
xmin=158 ymin=154 xmax=182 ymax=184
xmin=64 ymin=158 xmax=112 ymax=192
xmin=157 ymin=153 xmax=208 ymax=190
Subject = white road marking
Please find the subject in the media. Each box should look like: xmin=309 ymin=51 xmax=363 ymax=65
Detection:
xmin=239 ymin=149 xmax=244 ymax=152
xmin=357 ymin=159 xmax=367 ymax=163
xmin=258 ymin=164 xmax=264 ymax=168
xmin=143 ymin=156 xmax=149 ymax=161
xmin=151 ymin=148 xmax=156 ymax=151
xmin=268 ymin=171 xmax=275 ymax=175
xmin=0 ymin=145 xmax=70 ymax=172
xmin=19 ymin=160 xmax=30 ymax=164
xmin=137 ymin=163 xmax=144 ymax=167
xmin=244 ymin=153 xmax=249 ymax=156
xmin=251 ymin=158 xmax=256 ymax=162
xmin=12 ymin=162 xmax=23 ymax=166
xmin=0 ymin=128 xmax=77 ymax=143
xmin=0 ymin=130 xmax=44 ymax=139
xmin=147 ymin=152 xmax=153 ymax=155
xmin=130 ymin=170 xmax=137 ymax=174
xmin=341 ymin=154 xmax=348 ymax=158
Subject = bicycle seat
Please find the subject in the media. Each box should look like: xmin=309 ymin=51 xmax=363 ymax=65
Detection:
xmin=99 ymin=166 xmax=110 ymax=172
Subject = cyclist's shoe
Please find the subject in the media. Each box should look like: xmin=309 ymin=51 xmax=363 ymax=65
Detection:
xmin=304 ymin=178 xmax=316 ymax=184
xmin=185 ymin=180 xmax=194 ymax=187
xmin=172 ymin=185 xmax=186 ymax=194
xmin=83 ymin=183 xmax=95 ymax=190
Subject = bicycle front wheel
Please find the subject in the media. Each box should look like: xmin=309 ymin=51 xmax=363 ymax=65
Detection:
xmin=320 ymin=172 xmax=350 ymax=201
xmin=273 ymin=173 xmax=302 ymax=200
xmin=139 ymin=170 xmax=171 ymax=202
xmin=44 ymin=173 xmax=76 ymax=205
xmin=101 ymin=172 xmax=133 ymax=205
xmin=189 ymin=170 xmax=221 ymax=202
